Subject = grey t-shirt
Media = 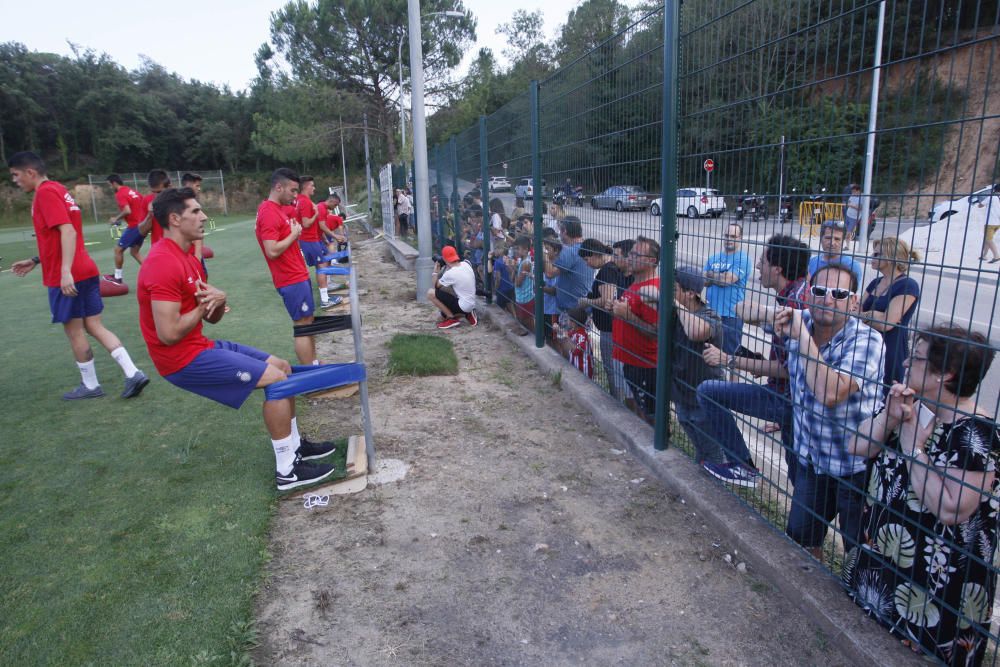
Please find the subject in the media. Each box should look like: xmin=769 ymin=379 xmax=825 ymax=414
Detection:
xmin=671 ymin=302 xmax=724 ymax=406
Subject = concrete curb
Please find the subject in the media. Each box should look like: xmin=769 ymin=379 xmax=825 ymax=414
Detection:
xmin=479 ymin=302 xmax=919 ymax=666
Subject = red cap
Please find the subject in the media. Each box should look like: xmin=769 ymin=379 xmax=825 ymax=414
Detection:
xmin=442 ymin=246 xmax=459 ymax=263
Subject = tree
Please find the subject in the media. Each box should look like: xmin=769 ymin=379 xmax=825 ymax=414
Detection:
xmin=267 ymin=0 xmax=476 ymax=162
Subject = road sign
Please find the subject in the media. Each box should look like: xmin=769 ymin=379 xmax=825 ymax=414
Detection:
xmin=502 ymin=162 xmax=508 ymax=170
xmin=703 ymin=159 xmax=715 ymax=172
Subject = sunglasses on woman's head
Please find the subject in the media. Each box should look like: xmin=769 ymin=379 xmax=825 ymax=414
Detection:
xmin=810 ymin=285 xmax=854 ymax=300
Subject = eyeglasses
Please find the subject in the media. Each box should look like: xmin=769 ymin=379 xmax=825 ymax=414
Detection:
xmin=629 ymin=251 xmax=656 ymax=258
xmin=810 ymin=285 xmax=854 ymax=300
xmin=821 ymin=220 xmax=847 ymax=230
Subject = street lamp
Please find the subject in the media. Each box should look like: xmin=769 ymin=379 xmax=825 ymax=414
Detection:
xmin=397 ymin=10 xmax=463 ymax=153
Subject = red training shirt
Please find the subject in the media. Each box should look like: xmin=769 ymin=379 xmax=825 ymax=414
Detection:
xmin=255 ymin=199 xmax=309 ymax=288
xmin=143 ymin=193 xmax=164 ymax=245
xmin=317 ymin=203 xmax=344 ymax=233
xmin=32 ymin=180 xmax=100 ymax=288
xmin=296 ymin=194 xmax=320 ymax=242
xmin=136 ymin=238 xmax=214 ymax=376
xmin=612 ymin=277 xmax=660 ymax=368
xmin=115 ymin=185 xmax=146 ymax=227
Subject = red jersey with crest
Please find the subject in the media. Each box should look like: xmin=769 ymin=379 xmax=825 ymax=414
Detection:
xmin=255 ymin=199 xmax=309 ymax=288
xmin=32 ymin=180 xmax=100 ymax=287
xmin=136 ymin=238 xmax=214 ymax=375
xmin=115 ymin=185 xmax=146 ymax=227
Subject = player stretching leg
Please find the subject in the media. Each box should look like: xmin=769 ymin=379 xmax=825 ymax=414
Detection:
xmin=9 ymin=153 xmax=149 ymax=399
xmin=139 ymin=187 xmax=335 ymax=490
xmin=255 ymin=168 xmax=318 ymax=365
xmin=107 ymin=173 xmax=146 ymax=283
xmin=180 ymin=173 xmax=207 ymax=275
xmin=294 ymin=176 xmax=340 ymax=309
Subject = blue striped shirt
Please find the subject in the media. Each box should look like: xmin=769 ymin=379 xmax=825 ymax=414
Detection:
xmin=786 ymin=313 xmax=884 ymax=477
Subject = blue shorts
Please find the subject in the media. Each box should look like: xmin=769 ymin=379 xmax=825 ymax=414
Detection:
xmin=277 ymin=280 xmax=315 ymax=321
xmin=49 ymin=276 xmax=104 ymax=324
xmin=299 ymin=241 xmax=328 ymax=267
xmin=117 ymin=226 xmax=145 ymax=249
xmin=164 ymin=340 xmax=271 ymax=409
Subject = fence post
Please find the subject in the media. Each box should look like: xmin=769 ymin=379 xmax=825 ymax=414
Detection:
xmin=654 ymin=0 xmax=681 ymax=452
xmin=363 ymin=112 xmax=374 ymax=225
xmin=219 ymin=169 xmax=229 ymax=216
xmin=479 ymin=116 xmax=492 ymax=305
xmin=87 ymin=174 xmax=99 ymax=223
xmin=435 ymin=145 xmax=445 ymax=250
xmin=530 ymin=80 xmax=545 ymax=348
xmin=450 ymin=136 xmax=462 ymax=257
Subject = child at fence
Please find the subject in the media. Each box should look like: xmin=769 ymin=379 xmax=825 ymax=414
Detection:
xmin=557 ymin=307 xmax=594 ymax=379
xmin=489 ymin=240 xmax=515 ymax=314
xmin=512 ymin=235 xmax=535 ymax=332
xmin=541 ymin=237 xmax=562 ymax=340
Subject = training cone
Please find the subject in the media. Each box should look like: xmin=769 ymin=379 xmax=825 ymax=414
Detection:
xmin=99 ymin=275 xmax=130 ymax=297
xmin=201 ymin=245 xmax=214 ymax=259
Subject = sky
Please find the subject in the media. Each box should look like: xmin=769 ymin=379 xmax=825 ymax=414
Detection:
xmin=0 ymin=0 xmax=629 ymax=92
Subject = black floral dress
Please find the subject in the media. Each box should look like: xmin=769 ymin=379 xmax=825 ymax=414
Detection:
xmin=843 ymin=415 xmax=1000 ymax=666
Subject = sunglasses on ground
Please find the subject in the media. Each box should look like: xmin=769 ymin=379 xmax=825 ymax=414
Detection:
xmin=810 ymin=285 xmax=854 ymax=300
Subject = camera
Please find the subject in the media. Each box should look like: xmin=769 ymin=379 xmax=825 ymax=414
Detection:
xmin=432 ymin=253 xmax=444 ymax=265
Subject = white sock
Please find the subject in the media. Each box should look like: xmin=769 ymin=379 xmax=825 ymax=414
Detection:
xmin=110 ymin=347 xmax=139 ymax=378
xmin=114 ymin=268 xmax=123 ymax=280
xmin=272 ymin=433 xmax=297 ymax=475
xmin=77 ymin=360 xmax=99 ymax=389
xmin=291 ymin=417 xmax=302 ymax=446
xmin=312 ymin=359 xmax=321 ymax=366
xmin=319 ymin=287 xmax=329 ymax=302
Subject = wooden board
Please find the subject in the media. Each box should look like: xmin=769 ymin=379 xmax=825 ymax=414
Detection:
xmin=280 ymin=436 xmax=368 ymax=501
xmin=324 ymin=302 xmax=351 ymax=316
xmin=305 ymin=382 xmax=359 ymax=400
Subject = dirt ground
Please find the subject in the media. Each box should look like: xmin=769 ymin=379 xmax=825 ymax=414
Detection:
xmin=254 ymin=231 xmax=851 ymax=666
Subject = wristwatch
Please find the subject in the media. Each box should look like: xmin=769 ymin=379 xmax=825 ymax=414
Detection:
xmin=726 ymin=354 xmax=736 ymax=371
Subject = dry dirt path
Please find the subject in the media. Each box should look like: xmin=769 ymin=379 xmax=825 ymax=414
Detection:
xmin=254 ymin=231 xmax=850 ymax=666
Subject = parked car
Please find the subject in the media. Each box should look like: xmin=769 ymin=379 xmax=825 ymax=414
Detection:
xmin=928 ymin=183 xmax=999 ymax=224
xmin=514 ymin=178 xmax=547 ymax=199
xmin=488 ymin=176 xmax=511 ymax=192
xmin=591 ymin=185 xmax=650 ymax=212
xmin=649 ymin=188 xmax=726 ymax=218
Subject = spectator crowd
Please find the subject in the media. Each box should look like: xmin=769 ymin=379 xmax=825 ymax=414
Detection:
xmin=428 ymin=192 xmax=999 ymax=666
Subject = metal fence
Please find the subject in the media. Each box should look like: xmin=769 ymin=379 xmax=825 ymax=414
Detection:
xmin=427 ymin=1 xmax=1000 ymax=663
xmin=85 ymin=169 xmax=228 ymax=223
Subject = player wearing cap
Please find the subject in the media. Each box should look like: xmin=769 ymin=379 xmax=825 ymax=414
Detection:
xmin=107 ymin=173 xmax=147 ymax=282
xmin=255 ymin=168 xmax=318 ymax=364
xmin=138 ymin=187 xmax=336 ymax=491
xmin=9 ymin=152 xmax=149 ymax=400
xmin=427 ymin=245 xmax=477 ymax=329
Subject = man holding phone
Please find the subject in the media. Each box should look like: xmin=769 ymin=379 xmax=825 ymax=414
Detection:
xmin=774 ymin=261 xmax=884 ymax=560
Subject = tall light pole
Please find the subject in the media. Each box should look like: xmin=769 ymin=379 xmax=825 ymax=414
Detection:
xmin=406 ymin=5 xmax=463 ymax=302
xmin=397 ymin=10 xmax=463 ymax=163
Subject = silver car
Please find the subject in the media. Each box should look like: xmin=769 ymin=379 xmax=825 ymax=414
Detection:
xmin=590 ymin=185 xmax=650 ymax=212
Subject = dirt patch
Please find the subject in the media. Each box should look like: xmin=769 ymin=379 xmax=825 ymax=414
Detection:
xmin=254 ymin=231 xmax=851 ymax=666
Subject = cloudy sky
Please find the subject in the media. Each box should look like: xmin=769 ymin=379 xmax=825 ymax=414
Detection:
xmin=1 ymin=0 xmax=640 ymax=91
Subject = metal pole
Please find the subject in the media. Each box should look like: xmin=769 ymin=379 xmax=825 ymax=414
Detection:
xmin=340 ymin=115 xmax=349 ymax=205
xmin=858 ymin=0 xmax=886 ymax=256
xmin=407 ymin=0 xmax=434 ymax=303
xmin=450 ymin=136 xmax=462 ymax=256
xmin=479 ymin=116 xmax=492 ymax=304
xmin=88 ymin=174 xmax=99 ymax=223
xmin=530 ymin=80 xmax=545 ymax=348
xmin=778 ymin=135 xmax=785 ymax=217
xmin=435 ymin=145 xmax=445 ymax=249
xmin=398 ymin=36 xmax=406 ymax=154
xmin=654 ymin=0 xmax=682 ymax=451
xmin=219 ymin=169 xmax=229 ymax=216
xmin=363 ymin=112 xmax=374 ymax=226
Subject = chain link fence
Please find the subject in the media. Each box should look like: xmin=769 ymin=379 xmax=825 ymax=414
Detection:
xmin=85 ymin=169 xmax=228 ymax=223
xmin=426 ymin=1 xmax=1000 ymax=662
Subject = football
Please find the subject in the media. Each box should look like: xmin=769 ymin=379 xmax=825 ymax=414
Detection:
xmin=99 ymin=275 xmax=130 ymax=297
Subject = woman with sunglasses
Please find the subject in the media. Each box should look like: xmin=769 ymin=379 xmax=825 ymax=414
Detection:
xmin=859 ymin=237 xmax=921 ymax=391
xmin=845 ymin=326 xmax=998 ymax=665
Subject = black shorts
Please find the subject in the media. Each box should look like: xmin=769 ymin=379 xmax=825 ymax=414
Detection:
xmin=435 ymin=286 xmax=469 ymax=315
xmin=623 ymin=363 xmax=657 ymax=418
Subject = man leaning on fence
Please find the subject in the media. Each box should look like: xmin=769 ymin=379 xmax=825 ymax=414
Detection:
xmin=774 ymin=261 xmax=884 ymax=560
xmin=612 ymin=236 xmax=660 ymax=424
xmin=697 ymin=234 xmax=811 ymax=488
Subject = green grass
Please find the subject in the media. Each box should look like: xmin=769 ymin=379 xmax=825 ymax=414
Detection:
xmin=387 ymin=334 xmax=458 ymax=376
xmin=0 ymin=215 xmax=341 ymax=665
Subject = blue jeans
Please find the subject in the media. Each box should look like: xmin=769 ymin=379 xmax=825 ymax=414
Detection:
xmin=598 ymin=329 xmax=622 ymax=400
xmin=674 ymin=400 xmax=724 ymax=464
xmin=696 ymin=381 xmax=795 ymax=473
xmin=720 ymin=316 xmax=744 ymax=354
xmin=786 ymin=461 xmax=867 ymax=552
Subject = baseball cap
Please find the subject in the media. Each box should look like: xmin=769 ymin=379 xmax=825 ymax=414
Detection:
xmin=442 ymin=246 xmax=460 ymax=263
xmin=675 ymin=265 xmax=705 ymax=293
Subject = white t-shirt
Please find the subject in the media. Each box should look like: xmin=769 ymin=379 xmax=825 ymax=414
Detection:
xmin=439 ymin=261 xmax=477 ymax=312
xmin=397 ymin=194 xmax=413 ymax=215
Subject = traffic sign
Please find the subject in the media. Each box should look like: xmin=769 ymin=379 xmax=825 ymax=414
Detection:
xmin=703 ymin=159 xmax=715 ymax=172
xmin=502 ymin=162 xmax=508 ymax=170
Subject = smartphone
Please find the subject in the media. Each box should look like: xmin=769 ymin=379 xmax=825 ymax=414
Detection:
xmin=918 ymin=403 xmax=935 ymax=429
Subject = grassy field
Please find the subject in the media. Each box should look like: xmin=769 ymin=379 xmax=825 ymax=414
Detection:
xmin=0 ymin=215 xmax=320 ymax=665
